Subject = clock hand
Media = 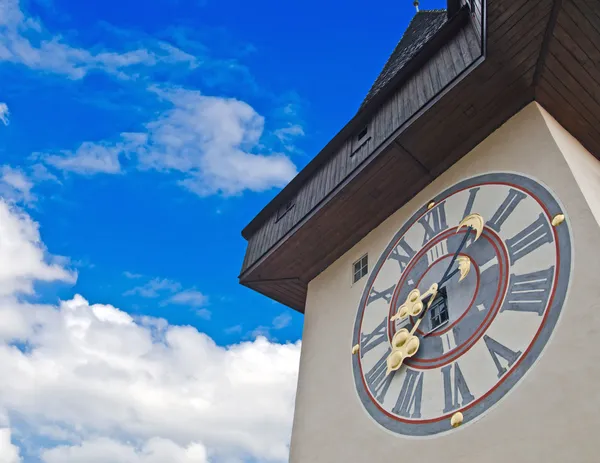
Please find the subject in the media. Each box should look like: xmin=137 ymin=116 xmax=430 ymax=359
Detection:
xmin=386 ymin=283 xmax=438 ymax=375
xmin=438 ymin=213 xmax=486 ymax=287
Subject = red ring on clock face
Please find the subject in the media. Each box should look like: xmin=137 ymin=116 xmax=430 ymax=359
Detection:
xmin=387 ymin=226 xmax=509 ymax=369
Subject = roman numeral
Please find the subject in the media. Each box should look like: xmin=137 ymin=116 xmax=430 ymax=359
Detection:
xmin=441 ymin=329 xmax=457 ymax=354
xmin=506 ymin=213 xmax=553 ymax=264
xmin=367 ymin=284 xmax=395 ymax=305
xmin=427 ymin=240 xmax=448 ymax=266
xmin=487 ymin=189 xmax=526 ymax=233
xmin=483 ymin=335 xmax=522 ymax=378
xmin=388 ymin=238 xmax=416 ymax=273
xmin=360 ymin=319 xmax=388 ymax=356
xmin=418 ymin=202 xmax=447 ymax=245
xmin=392 ymin=368 xmax=424 ymax=418
xmin=462 ymin=187 xmax=480 ymax=219
xmin=441 ymin=363 xmax=474 ymax=413
xmin=501 ymin=266 xmax=554 ymax=315
xmin=365 ymin=348 xmax=394 ymax=402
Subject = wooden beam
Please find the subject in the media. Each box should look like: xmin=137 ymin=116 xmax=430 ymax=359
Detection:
xmin=533 ymin=0 xmax=563 ymax=86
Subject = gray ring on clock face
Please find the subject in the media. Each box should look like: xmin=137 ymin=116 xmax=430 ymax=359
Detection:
xmin=351 ymin=172 xmax=572 ymax=437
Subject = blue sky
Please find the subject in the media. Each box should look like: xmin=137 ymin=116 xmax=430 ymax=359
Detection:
xmin=0 ymin=0 xmax=446 ymax=461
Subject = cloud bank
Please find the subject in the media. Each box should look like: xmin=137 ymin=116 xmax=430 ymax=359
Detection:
xmin=0 ymin=198 xmax=301 ymax=462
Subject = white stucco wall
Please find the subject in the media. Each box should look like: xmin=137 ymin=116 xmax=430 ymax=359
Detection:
xmin=539 ymin=106 xmax=600 ymax=229
xmin=289 ymin=102 xmax=600 ymax=463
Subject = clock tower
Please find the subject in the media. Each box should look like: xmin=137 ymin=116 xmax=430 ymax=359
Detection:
xmin=239 ymin=0 xmax=600 ymax=461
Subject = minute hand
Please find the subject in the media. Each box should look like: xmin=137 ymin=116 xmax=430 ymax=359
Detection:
xmin=438 ymin=213 xmax=486 ymax=287
xmin=438 ymin=225 xmax=473 ymax=287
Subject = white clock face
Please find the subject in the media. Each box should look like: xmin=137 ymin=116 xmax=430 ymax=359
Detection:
xmin=351 ymin=173 xmax=572 ymax=436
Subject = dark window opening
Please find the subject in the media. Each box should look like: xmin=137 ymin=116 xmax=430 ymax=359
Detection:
xmin=276 ymin=199 xmax=295 ymax=222
xmin=429 ymin=287 xmax=449 ymax=331
xmin=353 ymin=254 xmax=369 ymax=284
xmin=357 ymin=125 xmax=368 ymax=141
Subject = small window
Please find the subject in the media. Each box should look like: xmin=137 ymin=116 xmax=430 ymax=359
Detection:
xmin=351 ymin=124 xmax=371 ymax=156
xmin=276 ymin=199 xmax=294 ymax=222
xmin=352 ymin=254 xmax=369 ymax=284
xmin=357 ymin=125 xmax=368 ymax=142
xmin=429 ymin=288 xmax=449 ymax=332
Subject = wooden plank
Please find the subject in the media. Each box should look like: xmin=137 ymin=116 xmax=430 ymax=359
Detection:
xmin=409 ymin=25 xmax=545 ymax=164
xmin=430 ymin=70 xmax=535 ymax=177
xmin=541 ymin=63 xmax=600 ymax=138
xmin=450 ymin=30 xmax=468 ymax=70
xmin=539 ymin=72 xmax=600 ymax=148
xmin=488 ymin=0 xmax=551 ymax=53
xmin=440 ymin=4 xmax=543 ymax=110
xmin=403 ymin=8 xmax=537 ymax=144
xmin=537 ymin=79 xmax=600 ymax=157
xmin=572 ymin=0 xmax=600 ymax=35
xmin=545 ymin=46 xmax=600 ymax=119
xmin=266 ymin=151 xmax=402 ymax=279
xmin=580 ymin=0 xmax=600 ymax=23
xmin=463 ymin=20 xmax=481 ymax=59
xmin=560 ymin=1 xmax=600 ymax=63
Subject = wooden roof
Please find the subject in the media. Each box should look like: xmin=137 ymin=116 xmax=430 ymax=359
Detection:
xmin=239 ymin=0 xmax=600 ymax=313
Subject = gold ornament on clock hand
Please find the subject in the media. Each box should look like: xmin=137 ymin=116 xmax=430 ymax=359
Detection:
xmin=457 ymin=213 xmax=485 ymax=241
xmin=391 ymin=284 xmax=438 ymax=321
xmin=386 ymin=283 xmax=438 ymax=375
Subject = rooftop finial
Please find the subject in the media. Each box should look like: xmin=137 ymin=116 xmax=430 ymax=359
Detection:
xmin=413 ymin=0 xmax=420 ymax=12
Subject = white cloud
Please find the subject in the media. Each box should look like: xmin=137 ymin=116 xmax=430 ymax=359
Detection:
xmin=0 ymin=199 xmax=76 ymax=296
xmin=195 ymin=308 xmax=211 ymax=320
xmin=0 ymin=428 xmax=21 ymax=463
xmin=0 ymin=166 xmax=35 ymax=205
xmin=41 ymin=437 xmax=208 ymax=463
xmin=124 ymin=277 xmax=182 ymax=298
xmin=274 ymin=124 xmax=304 ymax=143
xmin=224 ymin=325 xmax=242 ymax=335
xmin=0 ymin=194 xmax=301 ymax=462
xmin=168 ymin=290 xmax=208 ymax=308
xmin=44 ymin=141 xmax=123 ymax=175
xmin=0 ymin=0 xmax=196 ymax=80
xmin=123 ymin=271 xmax=143 ymax=279
xmin=42 ymin=88 xmax=298 ymax=196
xmin=272 ymin=313 xmax=292 ymax=330
xmin=250 ymin=312 xmax=294 ymax=341
xmin=0 ymin=103 xmax=8 ymax=126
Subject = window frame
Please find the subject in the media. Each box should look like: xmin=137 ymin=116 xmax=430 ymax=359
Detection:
xmin=352 ymin=253 xmax=369 ymax=285
xmin=429 ymin=287 xmax=450 ymax=332
xmin=351 ymin=124 xmax=371 ymax=156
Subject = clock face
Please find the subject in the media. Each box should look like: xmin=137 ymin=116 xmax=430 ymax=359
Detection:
xmin=351 ymin=173 xmax=572 ymax=436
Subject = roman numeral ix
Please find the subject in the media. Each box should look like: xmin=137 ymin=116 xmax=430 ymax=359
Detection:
xmin=360 ymin=319 xmax=388 ymax=356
